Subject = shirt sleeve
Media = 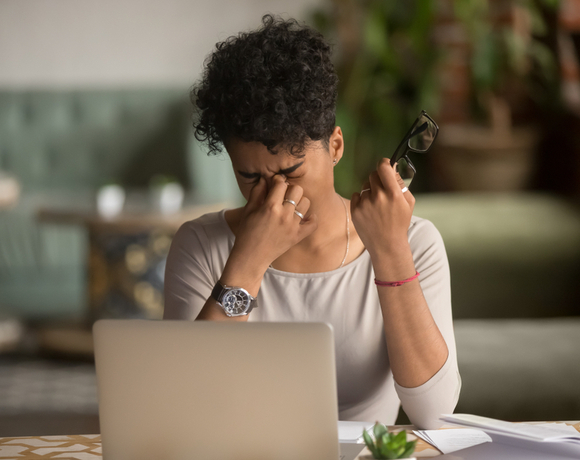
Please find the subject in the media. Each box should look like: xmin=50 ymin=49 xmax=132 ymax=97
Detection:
xmin=163 ymin=220 xmax=217 ymax=320
xmin=393 ymin=217 xmax=462 ymax=430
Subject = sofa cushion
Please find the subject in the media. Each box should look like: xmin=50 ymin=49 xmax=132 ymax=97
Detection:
xmin=414 ymin=193 xmax=580 ymax=318
xmin=454 ymin=318 xmax=580 ymax=421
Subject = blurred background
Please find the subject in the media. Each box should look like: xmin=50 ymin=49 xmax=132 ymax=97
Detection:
xmin=0 ymin=0 xmax=579 ymax=437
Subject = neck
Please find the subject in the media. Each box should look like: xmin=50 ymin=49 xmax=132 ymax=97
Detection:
xmin=269 ymin=187 xmax=359 ymax=273
xmin=295 ymin=189 xmax=347 ymax=251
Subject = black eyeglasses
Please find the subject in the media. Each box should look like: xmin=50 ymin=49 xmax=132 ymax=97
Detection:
xmin=389 ymin=111 xmax=439 ymax=188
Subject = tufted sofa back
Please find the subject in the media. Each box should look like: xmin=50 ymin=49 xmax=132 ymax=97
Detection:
xmin=0 ymin=89 xmax=190 ymax=192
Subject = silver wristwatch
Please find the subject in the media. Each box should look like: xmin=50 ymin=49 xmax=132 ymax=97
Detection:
xmin=211 ymin=281 xmax=257 ymax=317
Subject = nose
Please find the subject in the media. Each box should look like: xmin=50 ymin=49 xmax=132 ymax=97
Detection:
xmin=265 ymin=173 xmax=286 ymax=191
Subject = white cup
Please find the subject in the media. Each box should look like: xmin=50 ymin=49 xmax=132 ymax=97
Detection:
xmin=97 ymin=184 xmax=125 ymax=218
xmin=152 ymin=182 xmax=184 ymax=215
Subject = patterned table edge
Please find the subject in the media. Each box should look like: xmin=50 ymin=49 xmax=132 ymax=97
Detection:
xmin=1 ymin=422 xmax=579 ymax=459
xmin=0 ymin=435 xmax=101 ymax=459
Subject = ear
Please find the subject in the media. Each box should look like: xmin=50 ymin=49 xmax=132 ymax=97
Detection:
xmin=329 ymin=126 xmax=344 ymax=165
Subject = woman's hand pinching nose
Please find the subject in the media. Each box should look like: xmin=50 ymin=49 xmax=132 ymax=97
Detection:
xmin=232 ymin=174 xmax=318 ymax=272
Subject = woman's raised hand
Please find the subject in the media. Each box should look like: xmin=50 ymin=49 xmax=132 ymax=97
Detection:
xmin=350 ymin=158 xmax=415 ymax=260
xmin=231 ymin=174 xmax=318 ymax=273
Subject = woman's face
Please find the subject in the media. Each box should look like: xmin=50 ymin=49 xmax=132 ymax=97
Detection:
xmin=226 ymin=127 xmax=344 ymax=204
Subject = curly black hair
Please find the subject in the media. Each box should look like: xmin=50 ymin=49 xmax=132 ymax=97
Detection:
xmin=192 ymin=14 xmax=338 ymax=156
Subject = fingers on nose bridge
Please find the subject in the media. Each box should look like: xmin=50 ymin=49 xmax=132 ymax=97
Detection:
xmin=266 ymin=173 xmax=286 ymax=188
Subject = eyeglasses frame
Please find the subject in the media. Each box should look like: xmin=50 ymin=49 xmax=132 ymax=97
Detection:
xmin=389 ymin=110 xmax=439 ymax=185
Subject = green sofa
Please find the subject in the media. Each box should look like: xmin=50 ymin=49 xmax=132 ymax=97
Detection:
xmin=415 ymin=193 xmax=580 ymax=320
xmin=414 ymin=193 xmax=580 ymax=422
xmin=0 ymin=89 xmax=241 ymax=319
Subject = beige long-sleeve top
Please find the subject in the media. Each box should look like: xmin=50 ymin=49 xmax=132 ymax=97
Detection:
xmin=164 ymin=210 xmax=461 ymax=429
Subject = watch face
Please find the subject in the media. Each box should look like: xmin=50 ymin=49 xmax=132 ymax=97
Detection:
xmin=222 ymin=289 xmax=251 ymax=316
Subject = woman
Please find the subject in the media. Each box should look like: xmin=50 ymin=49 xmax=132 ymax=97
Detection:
xmin=164 ymin=15 xmax=460 ymax=430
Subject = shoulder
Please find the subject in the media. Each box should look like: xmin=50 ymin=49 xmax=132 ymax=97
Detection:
xmin=171 ymin=210 xmax=232 ymax=256
xmin=408 ymin=215 xmax=447 ymax=261
xmin=409 ymin=215 xmax=443 ymax=241
xmin=175 ymin=210 xmax=230 ymax=240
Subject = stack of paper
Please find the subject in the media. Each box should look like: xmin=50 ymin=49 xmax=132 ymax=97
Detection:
xmin=413 ymin=428 xmax=492 ymax=454
xmin=338 ymin=421 xmax=374 ymax=460
xmin=338 ymin=421 xmax=375 ymax=444
xmin=434 ymin=414 xmax=580 ymax=459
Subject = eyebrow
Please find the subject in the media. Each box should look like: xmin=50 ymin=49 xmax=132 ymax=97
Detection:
xmin=237 ymin=161 xmax=305 ymax=179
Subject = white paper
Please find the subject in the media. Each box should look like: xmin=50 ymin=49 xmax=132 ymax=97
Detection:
xmin=338 ymin=420 xmax=375 ymax=443
xmin=413 ymin=428 xmax=491 ymax=454
xmin=339 ymin=442 xmax=365 ymax=460
xmin=436 ymin=441 xmax=575 ymax=460
xmin=439 ymin=414 xmax=580 ymax=457
xmin=415 ymin=423 xmax=580 ymax=455
xmin=413 ymin=430 xmax=434 ymax=446
xmin=441 ymin=414 xmax=580 ymax=442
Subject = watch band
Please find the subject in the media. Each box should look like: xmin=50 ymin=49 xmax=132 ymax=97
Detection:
xmin=211 ymin=282 xmax=226 ymax=304
xmin=211 ymin=281 xmax=256 ymax=316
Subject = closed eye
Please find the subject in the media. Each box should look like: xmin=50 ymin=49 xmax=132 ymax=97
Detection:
xmin=245 ymin=173 xmax=301 ymax=185
xmin=285 ymin=174 xmax=303 ymax=181
xmin=238 ymin=161 xmax=305 ymax=182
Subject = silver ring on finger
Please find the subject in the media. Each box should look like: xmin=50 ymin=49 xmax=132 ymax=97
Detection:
xmin=283 ymin=199 xmax=297 ymax=207
xmin=401 ymin=186 xmax=408 ymax=193
xmin=360 ymin=188 xmax=371 ymax=195
xmin=294 ymin=210 xmax=304 ymax=220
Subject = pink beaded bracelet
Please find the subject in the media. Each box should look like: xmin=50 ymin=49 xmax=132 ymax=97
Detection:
xmin=375 ymin=271 xmax=420 ymax=287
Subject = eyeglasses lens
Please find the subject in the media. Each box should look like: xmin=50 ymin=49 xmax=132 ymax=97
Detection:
xmin=408 ymin=114 xmax=436 ymax=152
xmin=396 ymin=157 xmax=415 ymax=187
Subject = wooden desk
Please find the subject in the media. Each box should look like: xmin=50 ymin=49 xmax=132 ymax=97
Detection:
xmin=1 ymin=423 xmax=579 ymax=459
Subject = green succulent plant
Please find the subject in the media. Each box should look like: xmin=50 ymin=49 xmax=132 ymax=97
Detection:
xmin=362 ymin=422 xmax=417 ymax=459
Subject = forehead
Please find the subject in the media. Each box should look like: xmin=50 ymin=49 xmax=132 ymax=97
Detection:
xmin=226 ymin=139 xmax=318 ymax=172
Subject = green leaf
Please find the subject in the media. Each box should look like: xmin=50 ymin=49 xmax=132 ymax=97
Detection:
xmin=364 ymin=6 xmax=389 ymax=60
xmin=536 ymin=0 xmax=560 ymax=10
xmin=373 ymin=422 xmax=388 ymax=441
xmin=362 ymin=429 xmax=376 ymax=452
xmin=394 ymin=430 xmax=407 ymax=444
xmin=529 ymin=41 xmax=556 ymax=79
xmin=375 ymin=434 xmax=384 ymax=452
xmin=368 ymin=445 xmax=380 ymax=458
xmin=400 ymin=441 xmax=417 ymax=458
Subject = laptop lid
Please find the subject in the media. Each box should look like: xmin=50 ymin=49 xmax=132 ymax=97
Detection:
xmin=93 ymin=320 xmax=339 ymax=460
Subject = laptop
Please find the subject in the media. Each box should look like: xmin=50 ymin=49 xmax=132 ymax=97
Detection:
xmin=93 ymin=320 xmax=340 ymax=460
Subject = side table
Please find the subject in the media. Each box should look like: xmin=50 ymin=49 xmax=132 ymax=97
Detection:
xmin=37 ymin=202 xmax=225 ymax=321
xmin=34 ymin=201 xmax=226 ymax=355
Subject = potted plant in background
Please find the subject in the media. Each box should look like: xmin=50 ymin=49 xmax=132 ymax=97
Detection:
xmin=434 ymin=0 xmax=560 ymax=192
xmin=361 ymin=422 xmax=417 ymax=459
xmin=149 ymin=175 xmax=184 ymax=215
xmin=311 ymin=0 xmax=441 ymax=196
